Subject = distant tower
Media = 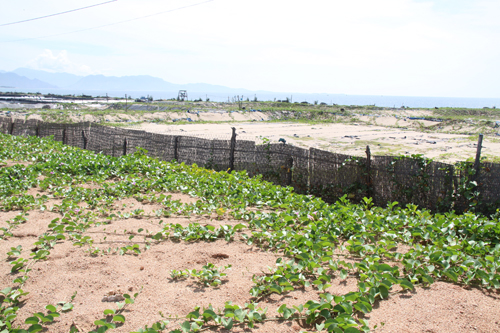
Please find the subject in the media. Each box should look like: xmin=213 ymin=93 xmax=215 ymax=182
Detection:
xmin=178 ymin=90 xmax=188 ymax=101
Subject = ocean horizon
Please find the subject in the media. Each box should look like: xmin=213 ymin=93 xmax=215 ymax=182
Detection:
xmin=1 ymin=87 xmax=499 ymax=109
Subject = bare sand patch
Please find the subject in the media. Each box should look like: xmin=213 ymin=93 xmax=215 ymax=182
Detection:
xmin=8 ymin=239 xmax=284 ymax=333
xmin=367 ymin=282 xmax=500 ymax=333
xmin=1 ymin=160 xmax=32 ymax=168
xmin=164 ymin=192 xmax=199 ymax=205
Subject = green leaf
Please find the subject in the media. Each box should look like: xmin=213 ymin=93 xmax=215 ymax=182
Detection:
xmin=316 ymin=323 xmax=325 ymax=331
xmin=345 ymin=328 xmax=361 ymax=333
xmin=27 ymin=325 xmax=43 ymax=333
xmin=180 ymin=321 xmax=191 ymax=332
xmin=221 ymin=317 xmax=234 ymax=329
xmin=103 ymin=309 xmax=115 ymax=315
xmin=202 ymin=309 xmax=217 ymax=320
xmin=24 ymin=317 xmax=39 ymax=325
xmin=399 ymin=279 xmax=414 ymax=290
xmin=354 ymin=302 xmax=370 ymax=314
xmin=112 ymin=314 xmax=125 ymax=323
xmin=444 ymin=271 xmax=458 ymax=283
xmin=61 ymin=302 xmax=74 ymax=311
xmin=340 ymin=302 xmax=353 ymax=314
xmin=97 ymin=326 xmax=108 ymax=333
xmin=1 ymin=287 xmax=12 ymax=295
xmin=186 ymin=310 xmax=200 ymax=320
xmin=45 ymin=305 xmax=57 ymax=313
xmin=379 ymin=285 xmax=389 ymax=299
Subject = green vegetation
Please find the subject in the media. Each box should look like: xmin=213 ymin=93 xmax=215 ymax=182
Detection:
xmin=0 ymin=134 xmax=499 ymax=332
xmin=4 ymin=98 xmax=500 ymax=138
xmin=171 ymin=263 xmax=232 ymax=287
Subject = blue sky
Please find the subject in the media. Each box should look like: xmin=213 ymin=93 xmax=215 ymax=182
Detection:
xmin=0 ymin=0 xmax=499 ymax=98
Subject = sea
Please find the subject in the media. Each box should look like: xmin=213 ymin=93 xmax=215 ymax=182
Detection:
xmin=1 ymin=87 xmax=499 ymax=109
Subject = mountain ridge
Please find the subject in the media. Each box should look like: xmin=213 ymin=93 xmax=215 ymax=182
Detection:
xmin=3 ymin=68 xmax=255 ymax=94
xmin=0 ymin=72 xmax=57 ymax=89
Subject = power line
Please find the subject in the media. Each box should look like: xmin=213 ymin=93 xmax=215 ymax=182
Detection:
xmin=0 ymin=0 xmax=118 ymax=27
xmin=1 ymin=0 xmax=214 ymax=43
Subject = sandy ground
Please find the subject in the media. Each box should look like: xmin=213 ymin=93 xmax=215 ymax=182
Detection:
xmin=131 ymin=121 xmax=500 ymax=163
xmin=1 ymin=204 xmax=499 ymax=333
xmin=1 ymin=166 xmax=499 ymax=333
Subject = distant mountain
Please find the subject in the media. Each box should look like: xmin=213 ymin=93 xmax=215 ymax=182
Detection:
xmin=183 ymin=82 xmax=253 ymax=93
xmin=69 ymin=74 xmax=179 ymax=91
xmin=0 ymin=72 xmax=57 ymax=89
xmin=2 ymin=68 xmax=256 ymax=94
xmin=13 ymin=68 xmax=82 ymax=88
xmin=68 ymin=74 xmax=253 ymax=93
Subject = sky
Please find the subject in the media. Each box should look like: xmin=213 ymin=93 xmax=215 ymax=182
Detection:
xmin=0 ymin=0 xmax=499 ymax=98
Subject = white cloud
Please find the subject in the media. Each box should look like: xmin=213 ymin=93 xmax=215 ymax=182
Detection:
xmin=26 ymin=49 xmax=95 ymax=75
xmin=1 ymin=0 xmax=497 ymax=97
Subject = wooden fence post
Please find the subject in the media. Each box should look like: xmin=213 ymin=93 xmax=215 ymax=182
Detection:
xmin=286 ymin=156 xmax=294 ymax=186
xmin=62 ymin=129 xmax=66 ymax=145
xmin=229 ymin=127 xmax=237 ymax=172
xmin=174 ymin=136 xmax=179 ymax=161
xmin=35 ymin=124 xmax=39 ymax=137
xmin=123 ymin=138 xmax=128 ymax=156
xmin=82 ymin=130 xmax=88 ymax=150
xmin=9 ymin=121 xmax=14 ymax=135
xmin=365 ymin=145 xmax=372 ymax=198
xmin=473 ymin=134 xmax=483 ymax=180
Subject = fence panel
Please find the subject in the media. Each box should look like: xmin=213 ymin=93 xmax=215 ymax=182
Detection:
xmin=120 ymin=128 xmax=150 ymax=157
xmin=38 ymin=122 xmax=66 ymax=142
xmin=253 ymin=143 xmax=291 ymax=186
xmin=11 ymin=119 xmax=40 ymax=137
xmin=0 ymin=117 xmax=12 ymax=134
xmin=233 ymin=140 xmax=257 ymax=175
xmin=476 ymin=162 xmax=500 ymax=212
xmin=85 ymin=124 xmax=116 ymax=155
xmin=64 ymin=122 xmax=91 ymax=149
xmin=289 ymin=146 xmax=310 ymax=194
xmin=309 ymin=149 xmax=367 ymax=203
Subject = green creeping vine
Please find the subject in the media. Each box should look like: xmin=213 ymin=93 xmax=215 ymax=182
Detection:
xmin=170 ymin=263 xmax=232 ymax=287
xmin=90 ymin=291 xmax=141 ymax=333
xmin=0 ymin=134 xmax=498 ymax=332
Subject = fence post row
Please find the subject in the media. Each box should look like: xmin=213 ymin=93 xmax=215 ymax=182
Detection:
xmin=229 ymin=127 xmax=236 ymax=172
